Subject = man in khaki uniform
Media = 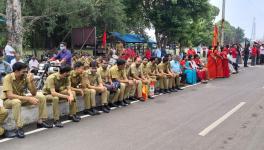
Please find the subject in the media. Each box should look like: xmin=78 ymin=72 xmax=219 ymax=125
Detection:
xmin=97 ymin=59 xmax=120 ymax=108
xmin=140 ymin=57 xmax=156 ymax=99
xmin=3 ymin=62 xmax=52 ymax=138
xmin=109 ymin=59 xmax=133 ymax=106
xmin=158 ymin=56 xmax=175 ymax=93
xmin=82 ymin=61 xmax=110 ymax=113
xmin=124 ymin=59 xmax=137 ymax=103
xmin=43 ymin=64 xmax=80 ymax=128
xmin=70 ymin=62 xmax=99 ymax=116
xmin=130 ymin=58 xmax=145 ymax=101
xmin=0 ymin=101 xmax=14 ymax=138
xmin=147 ymin=57 xmax=163 ymax=94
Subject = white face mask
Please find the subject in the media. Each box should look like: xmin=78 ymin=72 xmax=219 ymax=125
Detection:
xmin=60 ymin=45 xmax=65 ymax=51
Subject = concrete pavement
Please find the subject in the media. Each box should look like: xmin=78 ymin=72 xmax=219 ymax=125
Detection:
xmin=1 ymin=66 xmax=264 ymax=150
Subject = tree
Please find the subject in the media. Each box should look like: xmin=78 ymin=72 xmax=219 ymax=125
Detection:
xmin=141 ymin=0 xmax=219 ymax=48
xmin=217 ymin=21 xmax=245 ymax=45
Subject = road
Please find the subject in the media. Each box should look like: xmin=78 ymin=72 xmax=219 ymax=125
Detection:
xmin=1 ymin=66 xmax=264 ymax=150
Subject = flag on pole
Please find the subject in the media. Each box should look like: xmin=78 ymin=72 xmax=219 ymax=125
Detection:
xmin=102 ymin=31 xmax=107 ymax=48
xmin=212 ymin=25 xmax=218 ymax=48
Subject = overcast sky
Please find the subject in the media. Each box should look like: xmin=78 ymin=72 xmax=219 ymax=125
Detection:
xmin=210 ymin=0 xmax=264 ymax=40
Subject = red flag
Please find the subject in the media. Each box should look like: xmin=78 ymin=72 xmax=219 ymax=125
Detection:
xmin=102 ymin=31 xmax=107 ymax=48
xmin=212 ymin=25 xmax=218 ymax=48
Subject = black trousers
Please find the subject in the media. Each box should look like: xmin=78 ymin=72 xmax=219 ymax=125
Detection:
xmin=244 ymin=55 xmax=249 ymax=67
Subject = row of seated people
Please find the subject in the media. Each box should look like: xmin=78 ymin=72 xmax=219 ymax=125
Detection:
xmin=0 ymin=53 xmax=213 ymax=139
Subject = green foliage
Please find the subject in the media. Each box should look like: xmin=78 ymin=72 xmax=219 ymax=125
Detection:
xmin=217 ymin=21 xmax=245 ymax=45
xmin=0 ymin=0 xmax=244 ymax=50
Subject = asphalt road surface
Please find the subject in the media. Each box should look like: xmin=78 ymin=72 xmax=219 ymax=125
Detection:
xmin=1 ymin=66 xmax=264 ymax=150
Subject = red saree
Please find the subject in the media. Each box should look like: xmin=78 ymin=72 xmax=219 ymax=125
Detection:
xmin=207 ymin=50 xmax=217 ymax=79
xmin=215 ymin=50 xmax=224 ymax=78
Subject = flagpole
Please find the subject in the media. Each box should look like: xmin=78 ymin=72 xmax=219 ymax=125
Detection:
xmin=221 ymin=0 xmax=226 ymax=47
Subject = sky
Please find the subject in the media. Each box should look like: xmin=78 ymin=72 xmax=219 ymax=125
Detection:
xmin=210 ymin=0 xmax=264 ymax=40
xmin=146 ymin=0 xmax=264 ymax=41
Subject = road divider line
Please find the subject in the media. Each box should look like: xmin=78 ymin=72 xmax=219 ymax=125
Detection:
xmin=198 ymin=102 xmax=246 ymax=136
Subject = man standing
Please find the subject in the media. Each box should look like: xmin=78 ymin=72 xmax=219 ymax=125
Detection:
xmin=70 ymin=62 xmax=99 ymax=116
xmin=2 ymin=62 xmax=52 ymax=138
xmin=43 ymin=64 xmax=80 ymax=128
xmin=83 ymin=61 xmax=110 ymax=113
xmin=51 ymin=42 xmax=72 ymax=65
xmin=243 ymin=44 xmax=250 ymax=67
xmin=4 ymin=41 xmax=16 ymax=64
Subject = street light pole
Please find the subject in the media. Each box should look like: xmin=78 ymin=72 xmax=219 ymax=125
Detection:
xmin=221 ymin=0 xmax=226 ymax=47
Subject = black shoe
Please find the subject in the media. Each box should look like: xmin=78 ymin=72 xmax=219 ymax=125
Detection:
xmin=105 ymin=105 xmax=111 ymax=111
xmin=165 ymin=89 xmax=171 ymax=93
xmin=154 ymin=90 xmax=160 ymax=95
xmin=16 ymin=128 xmax=25 ymax=138
xmin=109 ymin=103 xmax=118 ymax=108
xmin=124 ymin=99 xmax=131 ymax=104
xmin=37 ymin=121 xmax=53 ymax=128
xmin=83 ymin=109 xmax=95 ymax=116
xmin=172 ymin=88 xmax=178 ymax=92
xmin=74 ymin=115 xmax=81 ymax=121
xmin=102 ymin=106 xmax=110 ymax=113
xmin=119 ymin=101 xmax=127 ymax=106
xmin=92 ymin=108 xmax=100 ymax=115
xmin=54 ymin=120 xmax=64 ymax=128
xmin=4 ymin=130 xmax=17 ymax=138
xmin=137 ymin=97 xmax=145 ymax=102
xmin=129 ymin=97 xmax=137 ymax=101
xmin=160 ymin=89 xmax=166 ymax=94
xmin=176 ymin=87 xmax=183 ymax=90
xmin=68 ymin=115 xmax=80 ymax=122
xmin=148 ymin=96 xmax=155 ymax=99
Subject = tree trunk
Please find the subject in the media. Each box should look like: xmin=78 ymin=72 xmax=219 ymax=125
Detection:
xmin=6 ymin=0 xmax=23 ymax=55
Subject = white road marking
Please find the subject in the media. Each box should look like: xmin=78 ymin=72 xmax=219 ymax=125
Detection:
xmin=198 ymin=102 xmax=246 ymax=136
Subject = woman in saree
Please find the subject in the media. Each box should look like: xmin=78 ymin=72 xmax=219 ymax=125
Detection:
xmin=207 ymin=46 xmax=217 ymax=79
xmin=184 ymin=55 xmax=197 ymax=84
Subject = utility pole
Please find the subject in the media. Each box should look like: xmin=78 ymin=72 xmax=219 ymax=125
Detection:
xmin=251 ymin=17 xmax=256 ymax=41
xmin=220 ymin=0 xmax=226 ymax=47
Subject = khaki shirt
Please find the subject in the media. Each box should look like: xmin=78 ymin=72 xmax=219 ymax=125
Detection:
xmin=130 ymin=63 xmax=141 ymax=78
xmin=69 ymin=70 xmax=83 ymax=88
xmin=43 ymin=72 xmax=71 ymax=94
xmin=2 ymin=73 xmax=31 ymax=99
xmin=158 ymin=62 xmax=169 ymax=73
xmin=140 ymin=63 xmax=150 ymax=76
xmin=97 ymin=67 xmax=110 ymax=83
xmin=109 ymin=65 xmax=127 ymax=80
xmin=83 ymin=70 xmax=102 ymax=86
xmin=147 ymin=62 xmax=157 ymax=74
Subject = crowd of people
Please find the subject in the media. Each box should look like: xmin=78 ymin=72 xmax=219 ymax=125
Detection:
xmin=0 ymin=40 xmax=261 ymax=139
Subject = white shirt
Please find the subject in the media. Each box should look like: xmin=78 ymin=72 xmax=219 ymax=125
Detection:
xmin=29 ymin=59 xmax=39 ymax=70
xmin=4 ymin=44 xmax=15 ymax=56
xmin=260 ymin=46 xmax=264 ymax=55
xmin=10 ymin=58 xmax=24 ymax=69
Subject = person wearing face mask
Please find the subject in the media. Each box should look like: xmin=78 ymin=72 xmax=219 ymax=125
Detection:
xmin=43 ymin=64 xmax=80 ymax=128
xmin=29 ymin=55 xmax=39 ymax=75
xmin=83 ymin=61 xmax=110 ymax=113
xmin=2 ymin=62 xmax=52 ymax=138
xmin=50 ymin=42 xmax=72 ymax=65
